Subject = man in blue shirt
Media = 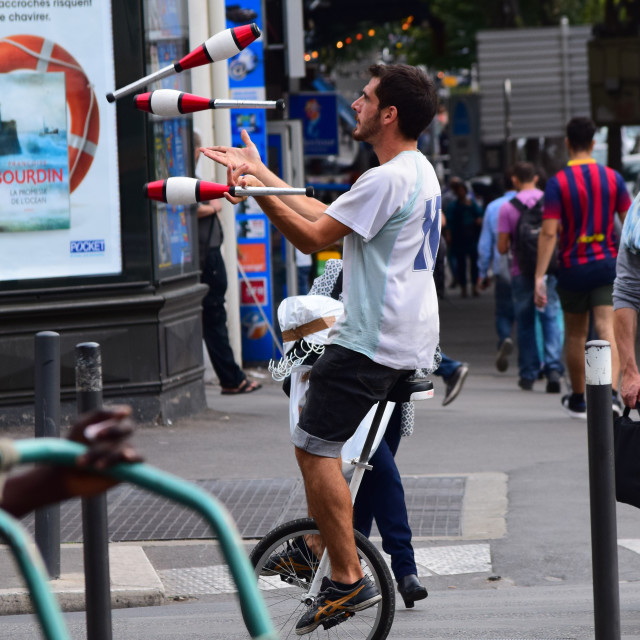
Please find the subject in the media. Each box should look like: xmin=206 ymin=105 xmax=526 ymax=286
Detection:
xmin=477 ymin=178 xmax=516 ymax=371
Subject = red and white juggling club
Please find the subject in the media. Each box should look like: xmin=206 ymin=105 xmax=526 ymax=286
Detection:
xmin=133 ymin=89 xmax=285 ymax=116
xmin=144 ymin=178 xmax=314 ymax=205
xmin=106 ymin=23 xmax=261 ymax=102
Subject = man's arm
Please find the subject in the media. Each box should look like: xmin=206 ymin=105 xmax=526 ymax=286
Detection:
xmin=1 ymin=406 xmax=142 ymax=518
xmin=497 ymin=231 xmax=510 ymax=255
xmin=228 ymin=164 xmax=350 ymax=254
xmin=202 ymin=129 xmax=327 ymax=221
xmin=614 ymin=307 xmax=640 ymax=408
xmin=534 ymin=218 xmax=559 ymax=307
xmin=197 ymin=198 xmax=221 ymax=220
xmin=476 ymin=208 xmax=494 ymax=280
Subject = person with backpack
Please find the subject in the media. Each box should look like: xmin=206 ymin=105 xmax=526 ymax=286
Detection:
xmin=497 ymin=161 xmax=564 ymax=392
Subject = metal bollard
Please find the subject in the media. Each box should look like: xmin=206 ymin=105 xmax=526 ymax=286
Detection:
xmin=585 ymin=340 xmax=621 ymax=640
xmin=75 ymin=342 xmax=112 ymax=640
xmin=34 ymin=331 xmax=61 ymax=579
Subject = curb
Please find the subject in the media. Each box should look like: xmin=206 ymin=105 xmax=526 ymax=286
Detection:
xmin=0 ymin=545 xmax=165 ymax=616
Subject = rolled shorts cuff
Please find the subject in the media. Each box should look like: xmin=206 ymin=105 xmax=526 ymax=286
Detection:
xmin=291 ymin=424 xmax=344 ymax=458
xmin=613 ymin=291 xmax=640 ymax=312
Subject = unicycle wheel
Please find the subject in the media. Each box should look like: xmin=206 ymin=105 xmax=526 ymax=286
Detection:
xmin=249 ymin=517 xmax=395 ymax=640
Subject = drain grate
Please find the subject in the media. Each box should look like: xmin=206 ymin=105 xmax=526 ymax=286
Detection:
xmin=20 ymin=475 xmax=465 ymax=542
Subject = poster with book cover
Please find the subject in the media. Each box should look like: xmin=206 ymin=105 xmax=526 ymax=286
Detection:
xmin=0 ymin=1 xmax=121 ymax=282
xmin=149 ymin=39 xmax=193 ymax=270
xmin=0 ymin=72 xmax=70 ymax=232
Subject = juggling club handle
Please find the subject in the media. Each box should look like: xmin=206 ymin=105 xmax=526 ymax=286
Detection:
xmin=228 ymin=186 xmax=315 ymax=197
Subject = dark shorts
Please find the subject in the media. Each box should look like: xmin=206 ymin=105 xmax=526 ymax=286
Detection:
xmin=293 ymin=344 xmax=412 ymax=458
xmin=557 ymin=283 xmax=613 ymax=314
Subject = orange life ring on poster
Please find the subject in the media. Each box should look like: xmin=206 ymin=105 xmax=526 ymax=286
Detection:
xmin=0 ymin=34 xmax=99 ymax=193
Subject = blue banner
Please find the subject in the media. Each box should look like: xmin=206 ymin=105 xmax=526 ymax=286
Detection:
xmin=226 ymin=0 xmax=274 ymax=362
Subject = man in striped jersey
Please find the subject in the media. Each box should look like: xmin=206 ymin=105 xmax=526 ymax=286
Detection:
xmin=534 ymin=117 xmax=631 ymax=419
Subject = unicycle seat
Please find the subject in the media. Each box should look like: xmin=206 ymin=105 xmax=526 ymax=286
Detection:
xmin=386 ymin=375 xmax=434 ymax=403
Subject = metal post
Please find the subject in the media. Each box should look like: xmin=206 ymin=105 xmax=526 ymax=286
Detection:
xmin=75 ymin=342 xmax=112 ymax=640
xmin=34 ymin=331 xmax=61 ymax=579
xmin=503 ymin=78 xmax=512 ymax=170
xmin=209 ymin=1 xmax=242 ymax=365
xmin=559 ymin=16 xmax=572 ymax=126
xmin=585 ymin=340 xmax=621 ymax=640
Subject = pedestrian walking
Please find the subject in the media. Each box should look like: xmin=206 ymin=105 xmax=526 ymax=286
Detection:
xmin=477 ymin=175 xmax=517 ymax=372
xmin=498 ymin=161 xmax=564 ymax=392
xmin=614 ymin=190 xmax=640 ymax=409
xmin=534 ymin=117 xmax=631 ymax=418
xmin=445 ymin=179 xmax=483 ymax=297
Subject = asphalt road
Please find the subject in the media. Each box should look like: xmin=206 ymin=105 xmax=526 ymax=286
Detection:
xmin=2 ymin=287 xmax=640 ymax=639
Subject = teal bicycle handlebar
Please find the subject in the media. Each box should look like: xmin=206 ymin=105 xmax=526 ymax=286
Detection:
xmin=1 ymin=439 xmax=277 ymax=640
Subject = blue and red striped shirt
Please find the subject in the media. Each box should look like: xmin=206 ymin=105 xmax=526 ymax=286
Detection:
xmin=543 ymin=158 xmax=631 ymax=270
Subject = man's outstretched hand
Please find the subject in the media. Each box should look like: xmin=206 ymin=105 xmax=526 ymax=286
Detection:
xmin=201 ymin=129 xmax=262 ymax=176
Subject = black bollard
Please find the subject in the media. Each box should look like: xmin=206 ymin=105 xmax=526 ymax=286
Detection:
xmin=585 ymin=340 xmax=621 ymax=640
xmin=75 ymin=342 xmax=112 ymax=640
xmin=34 ymin=331 xmax=61 ymax=579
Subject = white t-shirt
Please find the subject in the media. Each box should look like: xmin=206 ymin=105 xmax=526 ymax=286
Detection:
xmin=324 ymin=150 xmax=441 ymax=370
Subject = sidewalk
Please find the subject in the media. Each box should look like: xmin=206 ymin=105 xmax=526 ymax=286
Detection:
xmin=2 ymin=287 xmax=640 ymax=638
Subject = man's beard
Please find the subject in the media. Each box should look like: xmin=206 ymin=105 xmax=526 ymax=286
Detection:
xmin=352 ymin=113 xmax=381 ymax=142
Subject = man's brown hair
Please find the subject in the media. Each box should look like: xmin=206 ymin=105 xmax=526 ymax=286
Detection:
xmin=368 ymin=64 xmax=437 ymax=141
xmin=512 ymin=161 xmax=536 ymax=184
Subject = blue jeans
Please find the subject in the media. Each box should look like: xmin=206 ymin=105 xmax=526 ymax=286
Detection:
xmin=433 ymin=352 xmax=461 ymax=379
xmin=511 ymin=274 xmax=564 ymax=381
xmin=495 ymin=275 xmax=515 ymax=349
xmin=353 ymin=405 xmax=416 ymax=581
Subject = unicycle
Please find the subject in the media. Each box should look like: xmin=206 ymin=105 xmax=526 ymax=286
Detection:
xmin=249 ymin=374 xmax=434 ymax=640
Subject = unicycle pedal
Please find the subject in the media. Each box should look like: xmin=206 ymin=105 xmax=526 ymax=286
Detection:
xmin=321 ymin=611 xmax=353 ymax=630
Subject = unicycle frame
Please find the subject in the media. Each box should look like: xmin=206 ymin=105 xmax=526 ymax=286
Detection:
xmin=300 ymin=380 xmax=433 ymax=604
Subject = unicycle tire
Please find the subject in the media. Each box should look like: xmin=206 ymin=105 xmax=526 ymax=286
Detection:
xmin=249 ymin=517 xmax=395 ymax=640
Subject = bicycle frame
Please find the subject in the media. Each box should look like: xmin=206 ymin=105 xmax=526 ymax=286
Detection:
xmin=0 ymin=438 xmax=278 ymax=640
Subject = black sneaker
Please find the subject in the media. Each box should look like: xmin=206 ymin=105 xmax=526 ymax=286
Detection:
xmin=442 ymin=363 xmax=469 ymax=406
xmin=295 ymin=576 xmax=381 ymax=636
xmin=562 ymin=393 xmax=586 ymax=419
xmin=518 ymin=377 xmax=534 ymax=391
xmin=261 ymin=538 xmax=318 ymax=582
xmin=546 ymin=370 xmax=561 ymax=393
xmin=495 ymin=338 xmax=513 ymax=372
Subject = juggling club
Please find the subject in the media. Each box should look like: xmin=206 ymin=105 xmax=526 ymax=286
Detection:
xmin=144 ymin=178 xmax=314 ymax=205
xmin=107 ymin=23 xmax=261 ymax=102
xmin=133 ymin=90 xmax=285 ymax=116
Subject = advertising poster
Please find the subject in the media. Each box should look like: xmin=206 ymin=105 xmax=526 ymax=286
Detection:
xmin=0 ymin=72 xmax=70 ymax=231
xmin=289 ymin=93 xmax=339 ymax=156
xmin=150 ymin=38 xmax=192 ymax=270
xmin=145 ymin=0 xmax=182 ymax=39
xmin=226 ymin=0 xmax=274 ymax=361
xmin=0 ymin=2 xmax=122 ymax=282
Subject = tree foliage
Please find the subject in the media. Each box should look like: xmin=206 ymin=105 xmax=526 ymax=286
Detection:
xmin=305 ymin=0 xmax=609 ymax=70
xmin=409 ymin=0 xmax=607 ymax=68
